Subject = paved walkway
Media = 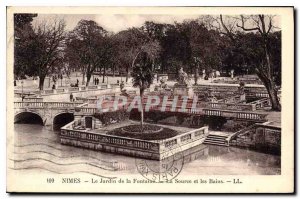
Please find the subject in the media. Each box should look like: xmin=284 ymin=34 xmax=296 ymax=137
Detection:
xmin=265 ymin=111 xmax=281 ymax=127
xmin=14 ymin=72 xmax=127 ymax=92
xmin=15 ymin=73 xmax=266 ymax=93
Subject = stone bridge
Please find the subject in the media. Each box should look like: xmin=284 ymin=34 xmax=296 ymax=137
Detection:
xmin=14 ymin=101 xmax=84 ymax=130
xmin=13 ymin=84 xmax=128 ymax=129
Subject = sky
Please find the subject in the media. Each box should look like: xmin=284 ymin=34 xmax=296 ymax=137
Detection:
xmin=32 ymin=14 xmax=280 ymax=33
xmin=32 ymin=14 xmax=207 ymax=32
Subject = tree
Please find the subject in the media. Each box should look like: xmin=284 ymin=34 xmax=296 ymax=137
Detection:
xmin=131 ymin=41 xmax=160 ymax=132
xmin=35 ymin=19 xmax=66 ymax=90
xmin=147 ymin=19 xmax=223 ymax=78
xmin=219 ymin=15 xmax=281 ymax=111
xmin=180 ymin=19 xmax=222 ymax=83
xmin=14 ymin=13 xmax=37 ymax=79
xmin=96 ymin=33 xmax=116 ymax=84
xmin=114 ymin=28 xmax=149 ymax=82
xmin=65 ymin=20 xmax=110 ymax=86
xmin=23 ymin=18 xmax=66 ymax=90
xmin=131 ymin=52 xmax=155 ymax=132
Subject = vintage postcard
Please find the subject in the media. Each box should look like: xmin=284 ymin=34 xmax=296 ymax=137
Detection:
xmin=7 ymin=6 xmax=294 ymax=193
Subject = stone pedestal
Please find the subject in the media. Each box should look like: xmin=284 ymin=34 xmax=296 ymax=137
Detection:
xmin=173 ymin=84 xmax=194 ymax=98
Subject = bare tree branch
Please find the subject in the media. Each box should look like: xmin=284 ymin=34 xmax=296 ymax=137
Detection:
xmin=220 ymin=15 xmax=235 ymax=42
xmin=237 ymin=15 xmax=261 ymax=32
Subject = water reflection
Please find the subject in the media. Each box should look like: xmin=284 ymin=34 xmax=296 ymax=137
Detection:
xmin=11 ymin=124 xmax=280 ymax=177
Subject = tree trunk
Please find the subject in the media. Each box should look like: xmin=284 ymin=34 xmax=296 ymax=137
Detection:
xmin=86 ymin=72 xmax=92 ymax=86
xmin=48 ymin=76 xmax=51 ymax=88
xmin=102 ymin=67 xmax=106 ymax=83
xmin=263 ymin=37 xmax=281 ymax=111
xmin=194 ymin=66 xmax=199 ymax=85
xmin=256 ymin=70 xmax=281 ymax=111
xmin=39 ymin=75 xmax=45 ymax=90
xmin=82 ymin=73 xmax=86 ymax=85
xmin=125 ymin=65 xmax=129 ymax=83
xmin=265 ymin=80 xmax=281 ymax=111
xmin=219 ymin=14 xmax=281 ymax=112
xmin=112 ymin=65 xmax=115 ymax=77
xmin=161 ymin=58 xmax=165 ymax=74
xmin=140 ymin=89 xmax=144 ymax=133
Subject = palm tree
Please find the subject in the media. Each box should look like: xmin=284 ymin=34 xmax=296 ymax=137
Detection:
xmin=131 ymin=51 xmax=155 ymax=132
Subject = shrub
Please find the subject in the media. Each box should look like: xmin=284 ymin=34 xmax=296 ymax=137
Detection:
xmin=94 ymin=110 xmax=130 ymax=125
xmin=107 ymin=124 xmax=178 ymax=140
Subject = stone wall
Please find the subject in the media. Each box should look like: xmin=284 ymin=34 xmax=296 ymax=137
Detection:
xmin=60 ymin=122 xmax=209 ymax=160
xmin=130 ymin=109 xmax=254 ymax=131
xmin=230 ymin=124 xmax=281 ymax=155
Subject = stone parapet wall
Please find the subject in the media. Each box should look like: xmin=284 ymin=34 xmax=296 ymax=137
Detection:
xmin=60 ymin=123 xmax=208 ymax=160
xmin=230 ymin=124 xmax=281 ymax=155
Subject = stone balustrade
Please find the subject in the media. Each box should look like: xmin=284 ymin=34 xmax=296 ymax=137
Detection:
xmin=228 ymin=123 xmax=281 ymax=154
xmin=209 ymin=102 xmax=255 ymax=111
xmin=76 ymin=107 xmax=97 ymax=114
xmin=153 ymin=126 xmax=209 ymax=151
xmin=203 ymin=108 xmax=267 ymax=121
xmin=14 ymin=84 xmax=114 ymax=96
xmin=192 ymin=84 xmax=277 ymax=100
xmin=148 ymin=105 xmax=202 ymax=114
xmin=217 ymin=95 xmax=243 ymax=103
xmin=14 ymin=101 xmax=44 ymax=108
xmin=226 ymin=123 xmax=258 ymax=145
xmin=246 ymin=92 xmax=269 ymax=98
xmin=212 ymin=78 xmax=263 ymax=85
xmin=60 ymin=121 xmax=208 ymax=160
xmin=14 ymin=101 xmax=83 ymax=109
xmin=61 ymin=122 xmax=160 ymax=152
xmin=22 ymin=97 xmax=44 ymax=102
xmin=15 ymin=100 xmax=267 ymax=123
xmin=248 ymin=98 xmax=271 ymax=109
xmin=75 ymin=103 xmax=89 ymax=108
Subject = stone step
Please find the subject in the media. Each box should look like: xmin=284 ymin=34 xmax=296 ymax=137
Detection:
xmin=204 ymin=138 xmax=226 ymax=143
xmin=204 ymin=142 xmax=228 ymax=147
xmin=204 ymin=134 xmax=229 ymax=146
xmin=207 ymin=134 xmax=230 ymax=138
xmin=205 ymin=137 xmax=226 ymax=141
xmin=204 ymin=136 xmax=226 ymax=141
xmin=207 ymin=134 xmax=228 ymax=138
xmin=204 ymin=140 xmax=229 ymax=146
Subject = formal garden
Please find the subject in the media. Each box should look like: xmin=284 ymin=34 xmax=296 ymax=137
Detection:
xmin=14 ymin=13 xmax=282 ymax=159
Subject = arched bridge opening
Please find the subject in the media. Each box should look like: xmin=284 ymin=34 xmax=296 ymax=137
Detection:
xmin=53 ymin=113 xmax=74 ymax=131
xmin=14 ymin=112 xmax=44 ymax=125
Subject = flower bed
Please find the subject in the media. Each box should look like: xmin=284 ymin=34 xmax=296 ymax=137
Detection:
xmin=122 ymin=124 xmax=162 ymax=133
xmin=107 ymin=124 xmax=178 ymax=140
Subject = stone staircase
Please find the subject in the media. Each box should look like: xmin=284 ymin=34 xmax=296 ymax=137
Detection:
xmin=204 ymin=132 xmax=230 ymax=146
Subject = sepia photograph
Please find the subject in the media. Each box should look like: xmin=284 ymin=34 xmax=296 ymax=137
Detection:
xmin=6 ymin=6 xmax=294 ymax=193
